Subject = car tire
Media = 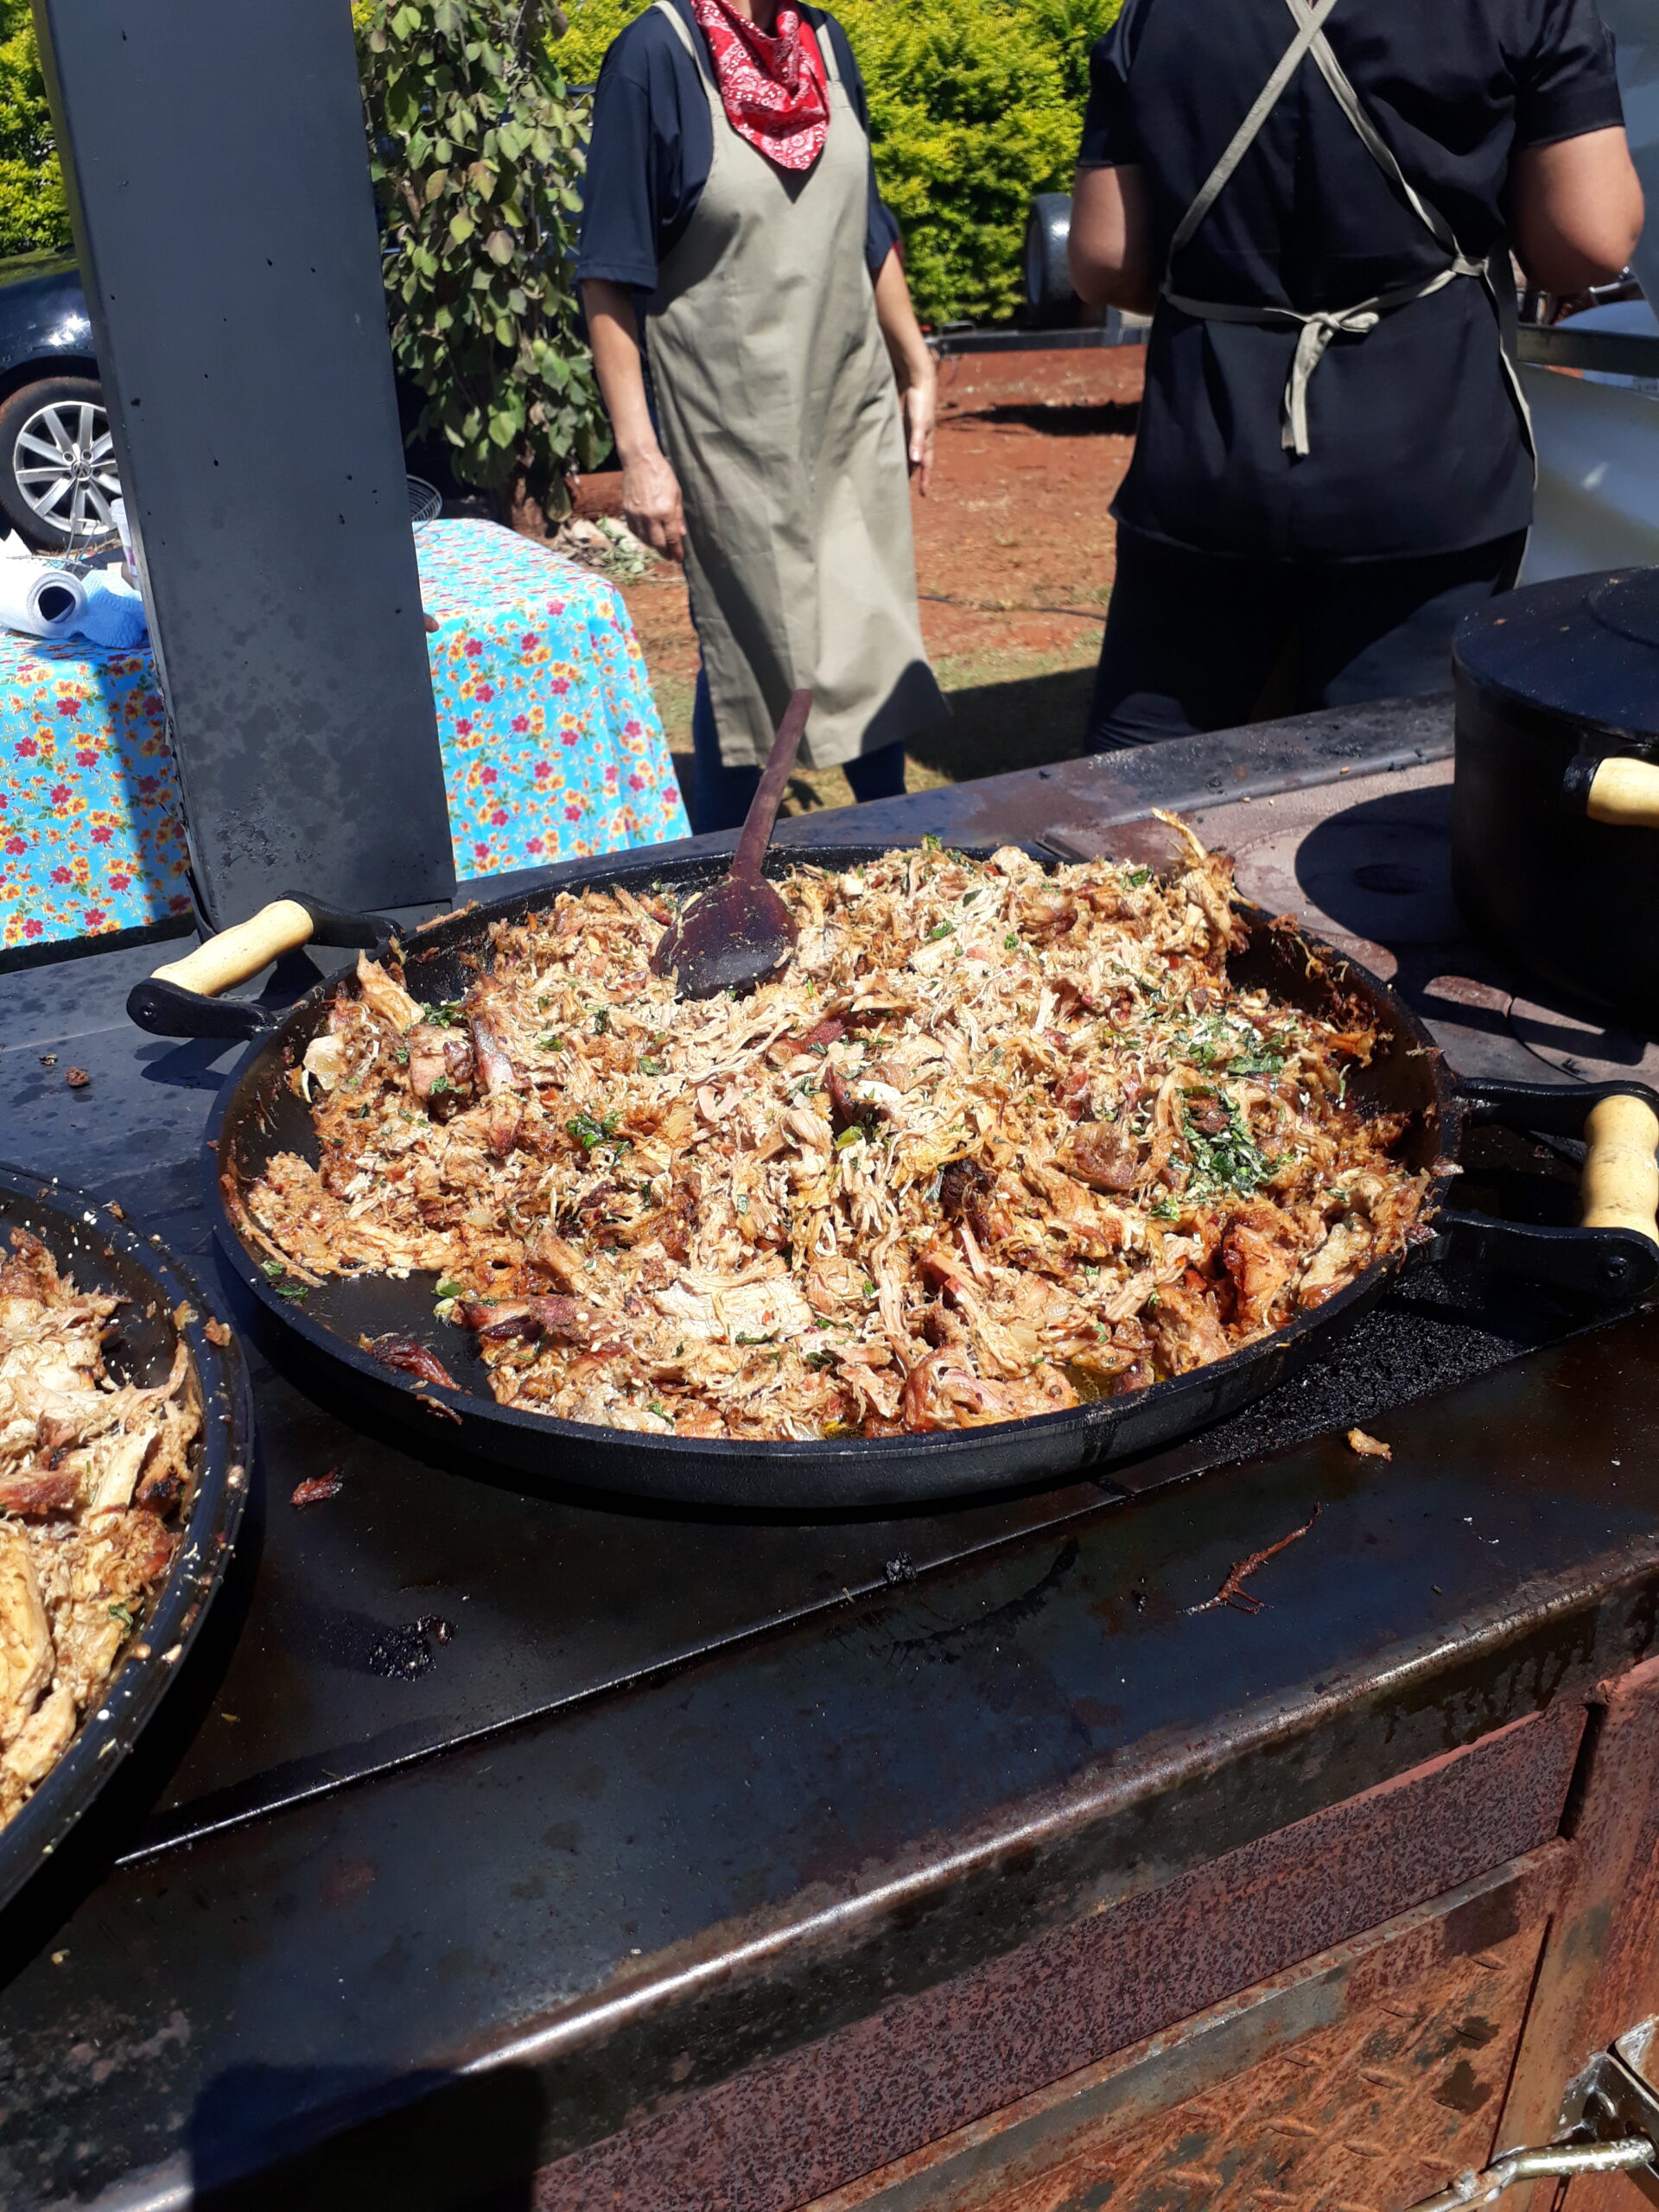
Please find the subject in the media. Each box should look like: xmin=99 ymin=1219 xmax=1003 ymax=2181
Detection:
xmin=0 ymin=375 xmax=121 ymax=550
xmin=1024 ymin=193 xmax=1078 ymax=327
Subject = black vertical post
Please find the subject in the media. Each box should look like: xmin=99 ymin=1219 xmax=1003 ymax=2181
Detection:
xmin=34 ymin=0 xmax=457 ymax=928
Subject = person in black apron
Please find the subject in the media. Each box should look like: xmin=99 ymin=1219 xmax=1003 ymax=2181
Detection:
xmin=578 ymin=0 xmax=947 ymax=830
xmin=1069 ymin=0 xmax=1643 ymax=747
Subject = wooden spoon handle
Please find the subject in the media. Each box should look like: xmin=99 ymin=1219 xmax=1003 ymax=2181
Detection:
xmin=732 ymin=690 xmax=812 ymax=886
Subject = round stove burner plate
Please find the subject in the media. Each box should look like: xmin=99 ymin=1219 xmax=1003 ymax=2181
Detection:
xmin=1293 ymin=817 xmax=1462 ymax=948
xmin=1588 ymin=569 xmax=1659 ymax=651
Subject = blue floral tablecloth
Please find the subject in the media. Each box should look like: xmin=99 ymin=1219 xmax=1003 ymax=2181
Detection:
xmin=0 ymin=518 xmax=688 ymax=954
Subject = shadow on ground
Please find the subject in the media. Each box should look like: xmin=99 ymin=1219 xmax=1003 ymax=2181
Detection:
xmin=670 ymin=661 xmax=1101 ymax=828
xmin=948 ymin=400 xmax=1141 ymax=438
xmin=911 ymin=659 xmax=1098 ymax=786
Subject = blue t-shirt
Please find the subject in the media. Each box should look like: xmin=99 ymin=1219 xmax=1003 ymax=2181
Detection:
xmin=1079 ymin=0 xmax=1626 ymax=561
xmin=575 ymin=0 xmax=900 ymax=292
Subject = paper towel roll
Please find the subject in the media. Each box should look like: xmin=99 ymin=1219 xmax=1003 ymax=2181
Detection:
xmin=0 ymin=562 xmax=86 ymax=640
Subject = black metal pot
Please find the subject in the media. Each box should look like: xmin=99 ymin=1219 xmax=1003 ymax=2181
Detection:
xmin=1453 ymin=564 xmax=1659 ymax=1033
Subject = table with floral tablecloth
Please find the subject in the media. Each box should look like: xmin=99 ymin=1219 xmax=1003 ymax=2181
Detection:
xmin=0 ymin=518 xmax=688 ymax=955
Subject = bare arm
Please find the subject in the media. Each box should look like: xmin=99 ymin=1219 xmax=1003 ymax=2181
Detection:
xmin=581 ymin=278 xmax=686 ymax=562
xmin=1068 ymin=164 xmax=1157 ymax=315
xmin=1510 ymin=127 xmax=1643 ymax=294
xmin=872 ymin=246 xmax=937 ymax=495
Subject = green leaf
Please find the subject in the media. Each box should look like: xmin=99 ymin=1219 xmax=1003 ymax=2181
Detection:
xmin=448 ymin=210 xmax=475 ymax=245
xmin=486 ymin=226 xmax=514 ymax=264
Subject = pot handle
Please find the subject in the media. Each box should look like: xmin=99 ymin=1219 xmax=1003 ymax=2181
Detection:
xmin=1565 ymin=753 xmax=1659 ymax=830
xmin=1436 ymin=1077 xmax=1659 ymax=1300
xmin=151 ymin=899 xmax=315 ymax=999
xmin=126 ymin=895 xmax=387 ymax=1041
xmin=1582 ymin=1093 xmax=1659 ymax=1241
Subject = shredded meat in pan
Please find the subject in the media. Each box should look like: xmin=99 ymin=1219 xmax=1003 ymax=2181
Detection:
xmin=0 ymin=1230 xmax=197 ymax=1826
xmin=238 ymin=823 xmax=1428 ymax=1444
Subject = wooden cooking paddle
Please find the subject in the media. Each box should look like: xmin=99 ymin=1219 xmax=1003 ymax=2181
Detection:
xmin=652 ymin=689 xmax=811 ymax=999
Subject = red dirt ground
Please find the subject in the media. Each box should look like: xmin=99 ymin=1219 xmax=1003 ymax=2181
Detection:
xmin=576 ymin=343 xmax=1146 ymax=817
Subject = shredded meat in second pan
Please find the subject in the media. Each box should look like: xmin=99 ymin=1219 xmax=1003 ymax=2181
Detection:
xmin=238 ymin=822 xmax=1429 ymax=1443
xmin=0 ymin=1230 xmax=197 ymax=1827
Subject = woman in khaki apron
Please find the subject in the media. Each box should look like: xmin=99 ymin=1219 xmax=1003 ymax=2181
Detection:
xmin=579 ymin=0 xmax=947 ymax=830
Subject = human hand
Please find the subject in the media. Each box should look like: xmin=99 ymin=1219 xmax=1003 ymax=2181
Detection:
xmin=900 ymin=366 xmax=937 ymax=497
xmin=621 ymin=447 xmax=687 ymax=562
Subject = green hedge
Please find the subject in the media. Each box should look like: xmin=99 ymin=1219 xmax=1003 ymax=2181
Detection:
xmin=0 ymin=0 xmax=1116 ymax=331
xmin=0 ymin=0 xmax=71 ymax=261
xmin=560 ymin=0 xmax=1120 ymax=325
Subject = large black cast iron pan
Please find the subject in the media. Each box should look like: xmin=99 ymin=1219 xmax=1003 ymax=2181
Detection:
xmin=125 ymin=839 xmax=1659 ymax=1510
xmin=0 ymin=1166 xmax=252 ymax=1910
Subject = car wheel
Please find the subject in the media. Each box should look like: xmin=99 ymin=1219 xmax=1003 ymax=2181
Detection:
xmin=1024 ymin=193 xmax=1078 ymax=327
xmin=0 ymin=376 xmax=122 ymax=550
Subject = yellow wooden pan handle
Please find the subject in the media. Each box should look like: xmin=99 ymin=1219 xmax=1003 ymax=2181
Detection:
xmin=1582 ymin=1094 xmax=1659 ymax=1243
xmin=149 ymin=899 xmax=315 ymax=999
xmin=1586 ymin=757 xmax=1659 ymax=830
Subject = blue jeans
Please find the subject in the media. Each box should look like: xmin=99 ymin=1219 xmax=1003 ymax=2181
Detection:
xmin=690 ymin=668 xmax=907 ymax=833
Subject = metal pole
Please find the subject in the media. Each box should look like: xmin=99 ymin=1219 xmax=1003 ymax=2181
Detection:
xmin=33 ymin=0 xmax=457 ymax=928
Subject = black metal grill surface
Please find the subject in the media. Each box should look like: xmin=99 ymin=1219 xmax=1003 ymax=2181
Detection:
xmin=1 ymin=700 xmax=1655 ymax=2212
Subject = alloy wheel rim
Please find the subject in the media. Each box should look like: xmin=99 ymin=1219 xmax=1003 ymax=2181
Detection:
xmin=13 ymin=398 xmax=120 ymax=541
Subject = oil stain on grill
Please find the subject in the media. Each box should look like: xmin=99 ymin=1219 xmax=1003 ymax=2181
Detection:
xmin=366 ymin=1614 xmax=456 ymax=1680
xmin=887 ymin=1540 xmax=1080 ymax=1664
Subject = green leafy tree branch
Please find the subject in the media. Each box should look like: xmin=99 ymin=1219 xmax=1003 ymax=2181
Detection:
xmin=358 ymin=0 xmax=608 ymax=528
xmin=0 ymin=0 xmax=71 ymax=263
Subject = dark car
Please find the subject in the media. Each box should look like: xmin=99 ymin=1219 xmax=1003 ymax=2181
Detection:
xmin=0 ymin=251 xmax=118 ymax=550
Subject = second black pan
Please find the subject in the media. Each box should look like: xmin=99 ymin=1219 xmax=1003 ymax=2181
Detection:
xmin=0 ymin=1165 xmax=252 ymax=1910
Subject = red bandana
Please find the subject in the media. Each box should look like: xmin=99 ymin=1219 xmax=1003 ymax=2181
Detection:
xmin=687 ymin=0 xmax=830 ymax=173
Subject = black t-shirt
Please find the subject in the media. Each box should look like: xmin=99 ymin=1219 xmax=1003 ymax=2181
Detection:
xmin=1079 ymin=0 xmax=1625 ymax=561
xmin=576 ymin=0 xmax=900 ymax=293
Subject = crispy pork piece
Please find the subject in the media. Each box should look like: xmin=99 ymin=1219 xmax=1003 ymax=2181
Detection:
xmin=364 ymin=1334 xmax=459 ymax=1390
xmin=1143 ymin=1282 xmax=1232 ymax=1376
xmin=1063 ymin=1122 xmax=1139 ymax=1193
xmin=1298 ymin=1216 xmax=1376 ymax=1307
xmin=355 ymin=952 xmax=422 ymax=1033
xmin=0 ymin=1527 xmax=51 ymax=1747
xmin=3 ymin=1683 xmax=73 ymax=1789
xmin=1347 ymin=1427 xmax=1393 ymax=1460
xmin=406 ymin=1025 xmax=475 ymax=1110
xmin=469 ymin=1016 xmax=522 ymax=1157
xmin=1219 ymin=1200 xmax=1300 ymax=1336
xmin=456 ymin=1295 xmax=619 ymax=1351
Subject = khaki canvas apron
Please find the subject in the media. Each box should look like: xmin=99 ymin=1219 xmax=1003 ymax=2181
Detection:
xmin=645 ymin=0 xmax=946 ymax=771
xmin=1154 ymin=0 xmax=1535 ymax=471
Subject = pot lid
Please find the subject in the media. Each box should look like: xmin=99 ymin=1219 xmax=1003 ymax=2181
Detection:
xmin=1589 ymin=569 xmax=1659 ymax=649
xmin=1454 ymin=565 xmax=1659 ymax=739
